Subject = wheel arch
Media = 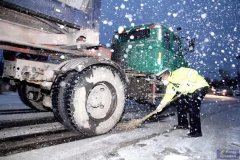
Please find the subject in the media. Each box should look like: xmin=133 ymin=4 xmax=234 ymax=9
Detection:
xmin=58 ymin=57 xmax=128 ymax=84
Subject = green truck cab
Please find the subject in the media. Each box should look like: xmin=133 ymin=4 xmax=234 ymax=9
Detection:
xmin=111 ymin=23 xmax=188 ymax=74
xmin=111 ymin=23 xmax=191 ymax=104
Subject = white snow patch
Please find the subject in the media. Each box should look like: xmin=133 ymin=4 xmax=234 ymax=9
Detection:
xmin=73 ymin=87 xmax=90 ymax=128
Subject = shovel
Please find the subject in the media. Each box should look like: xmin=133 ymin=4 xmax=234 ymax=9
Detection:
xmin=117 ymin=94 xmax=182 ymax=130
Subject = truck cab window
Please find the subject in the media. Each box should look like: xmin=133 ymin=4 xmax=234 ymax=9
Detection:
xmin=116 ymin=29 xmax=150 ymax=43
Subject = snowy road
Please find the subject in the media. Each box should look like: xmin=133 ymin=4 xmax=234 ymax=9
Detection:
xmin=0 ymin=93 xmax=240 ymax=160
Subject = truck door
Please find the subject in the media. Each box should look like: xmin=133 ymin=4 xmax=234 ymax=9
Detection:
xmin=133 ymin=28 xmax=159 ymax=73
xmin=127 ymin=28 xmax=153 ymax=72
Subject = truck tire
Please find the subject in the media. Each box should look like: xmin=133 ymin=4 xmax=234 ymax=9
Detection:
xmin=18 ymin=82 xmax=48 ymax=111
xmin=52 ymin=71 xmax=77 ymax=124
xmin=56 ymin=66 xmax=125 ymax=135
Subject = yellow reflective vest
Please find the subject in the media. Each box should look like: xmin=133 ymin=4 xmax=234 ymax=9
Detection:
xmin=160 ymin=67 xmax=209 ymax=106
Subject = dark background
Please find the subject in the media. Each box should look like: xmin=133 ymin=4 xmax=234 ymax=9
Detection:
xmin=100 ymin=0 xmax=240 ymax=80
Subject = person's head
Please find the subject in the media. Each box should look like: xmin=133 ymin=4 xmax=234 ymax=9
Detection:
xmin=161 ymin=69 xmax=170 ymax=85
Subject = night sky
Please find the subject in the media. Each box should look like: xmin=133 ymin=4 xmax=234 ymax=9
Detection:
xmin=100 ymin=0 xmax=240 ymax=80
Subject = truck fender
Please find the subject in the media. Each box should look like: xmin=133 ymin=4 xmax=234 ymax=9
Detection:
xmin=58 ymin=57 xmax=128 ymax=84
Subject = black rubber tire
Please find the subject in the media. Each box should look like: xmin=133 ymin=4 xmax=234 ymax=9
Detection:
xmin=18 ymin=83 xmax=48 ymax=111
xmin=56 ymin=66 xmax=125 ymax=136
xmin=52 ymin=71 xmax=78 ymax=129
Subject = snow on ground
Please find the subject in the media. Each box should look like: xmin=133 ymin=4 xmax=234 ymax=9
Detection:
xmin=109 ymin=102 xmax=240 ymax=160
xmin=1 ymin=92 xmax=240 ymax=160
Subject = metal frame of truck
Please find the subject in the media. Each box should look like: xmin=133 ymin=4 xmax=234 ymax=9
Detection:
xmin=0 ymin=0 xmax=128 ymax=136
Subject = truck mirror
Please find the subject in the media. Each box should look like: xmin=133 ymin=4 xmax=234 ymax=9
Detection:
xmin=188 ymin=38 xmax=195 ymax=52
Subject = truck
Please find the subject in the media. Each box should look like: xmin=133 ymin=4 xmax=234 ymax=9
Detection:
xmin=0 ymin=0 xmax=194 ymax=136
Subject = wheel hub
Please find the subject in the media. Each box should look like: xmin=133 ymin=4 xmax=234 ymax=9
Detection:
xmin=86 ymin=83 xmax=113 ymax=120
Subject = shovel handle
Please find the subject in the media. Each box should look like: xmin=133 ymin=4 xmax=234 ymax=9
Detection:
xmin=137 ymin=94 xmax=183 ymax=125
xmin=155 ymin=93 xmax=183 ymax=114
xmin=141 ymin=110 xmax=158 ymax=122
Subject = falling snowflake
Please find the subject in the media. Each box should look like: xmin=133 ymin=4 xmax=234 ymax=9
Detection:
xmin=106 ymin=43 xmax=111 ymax=47
xmin=120 ymin=4 xmax=125 ymax=9
xmin=118 ymin=26 xmax=125 ymax=34
xmin=128 ymin=45 xmax=133 ymax=49
xmin=173 ymin=13 xmax=178 ymax=17
xmin=210 ymin=32 xmax=215 ymax=36
xmin=201 ymin=13 xmax=207 ymax=19
xmin=125 ymin=14 xmax=133 ymax=22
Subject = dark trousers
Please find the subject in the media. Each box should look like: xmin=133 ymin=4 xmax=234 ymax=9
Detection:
xmin=174 ymin=87 xmax=208 ymax=134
